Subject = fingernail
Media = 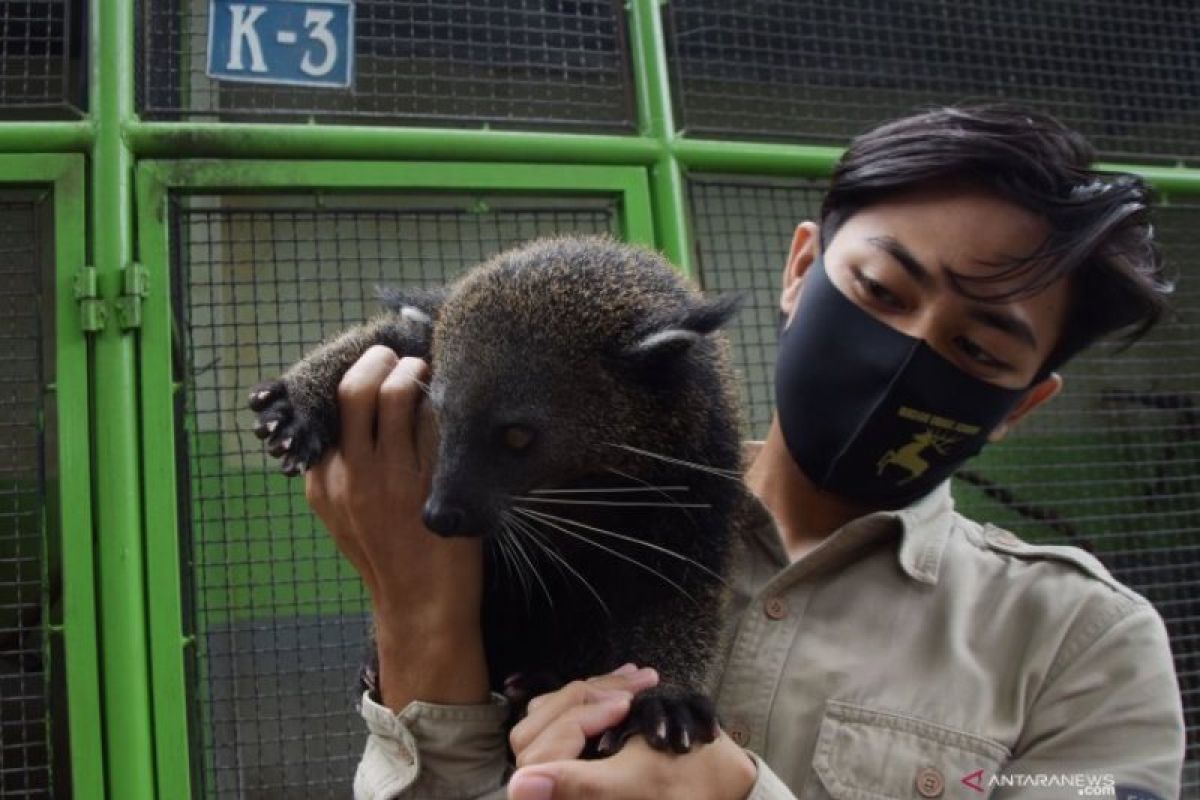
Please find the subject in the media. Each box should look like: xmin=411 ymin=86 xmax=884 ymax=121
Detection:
xmin=513 ymin=773 xmax=554 ymax=800
xmin=611 ymin=663 xmax=637 ymax=676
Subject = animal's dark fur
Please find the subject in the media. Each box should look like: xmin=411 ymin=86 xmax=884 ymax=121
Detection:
xmin=249 ymin=235 xmax=749 ymax=753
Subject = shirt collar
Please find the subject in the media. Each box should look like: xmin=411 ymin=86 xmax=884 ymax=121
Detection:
xmin=740 ymin=442 xmax=955 ymax=586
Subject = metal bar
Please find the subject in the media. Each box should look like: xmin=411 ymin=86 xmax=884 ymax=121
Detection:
xmin=125 ymin=121 xmax=662 ymax=164
xmin=0 ymin=122 xmax=94 ymax=152
xmin=1099 ymin=163 xmax=1200 ymax=197
xmin=50 ymin=155 xmax=106 ymax=800
xmin=629 ymin=0 xmax=693 ymax=275
xmin=136 ymin=164 xmax=193 ymax=800
xmin=139 ymin=159 xmax=652 ymax=193
xmin=674 ymin=138 xmax=845 ymax=179
xmin=93 ymin=0 xmax=157 ymax=797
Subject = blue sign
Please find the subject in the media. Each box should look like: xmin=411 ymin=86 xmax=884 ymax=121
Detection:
xmin=207 ymin=0 xmax=354 ymax=88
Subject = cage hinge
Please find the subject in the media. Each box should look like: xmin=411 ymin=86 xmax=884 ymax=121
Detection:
xmin=73 ymin=267 xmax=106 ymax=333
xmin=114 ymin=263 xmax=149 ymax=331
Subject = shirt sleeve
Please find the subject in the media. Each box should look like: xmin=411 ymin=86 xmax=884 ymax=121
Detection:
xmin=354 ymin=690 xmax=511 ymax=800
xmin=995 ymin=597 xmax=1184 ymax=800
xmin=744 ymin=751 xmax=799 ymax=800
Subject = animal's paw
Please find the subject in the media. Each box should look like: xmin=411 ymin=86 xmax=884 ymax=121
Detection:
xmin=593 ymin=685 xmax=717 ymax=756
xmin=247 ymin=380 xmax=325 ymax=476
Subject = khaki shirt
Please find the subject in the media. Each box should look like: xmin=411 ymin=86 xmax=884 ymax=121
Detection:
xmin=355 ymin=479 xmax=1185 ymax=799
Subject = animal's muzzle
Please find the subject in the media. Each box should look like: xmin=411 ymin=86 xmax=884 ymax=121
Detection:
xmin=422 ymin=498 xmax=471 ymax=537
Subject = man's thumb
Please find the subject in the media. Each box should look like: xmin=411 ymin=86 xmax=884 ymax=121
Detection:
xmin=509 ymin=767 xmax=558 ymax=800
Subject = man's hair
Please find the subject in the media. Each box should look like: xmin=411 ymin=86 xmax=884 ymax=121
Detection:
xmin=820 ymin=105 xmax=1173 ymax=376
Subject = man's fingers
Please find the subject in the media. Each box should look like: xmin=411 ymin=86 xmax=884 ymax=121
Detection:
xmin=511 ymin=669 xmax=658 ymax=756
xmin=337 ymin=346 xmax=400 ymax=457
xmin=514 ymin=695 xmax=632 ymax=768
xmin=375 ymin=357 xmax=431 ymax=472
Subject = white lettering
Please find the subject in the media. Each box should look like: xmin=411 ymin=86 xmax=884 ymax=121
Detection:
xmin=226 ymin=5 xmax=268 ymax=73
xmin=300 ymin=9 xmax=337 ymax=77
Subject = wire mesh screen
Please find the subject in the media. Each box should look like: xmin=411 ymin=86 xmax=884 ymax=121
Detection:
xmin=171 ymin=193 xmax=618 ymax=798
xmin=140 ymin=0 xmax=635 ymax=131
xmin=0 ymin=194 xmax=63 ymax=798
xmin=689 ymin=175 xmax=1200 ymax=791
xmin=665 ymin=1 xmax=1200 ymax=165
xmin=0 ymin=0 xmax=84 ymax=117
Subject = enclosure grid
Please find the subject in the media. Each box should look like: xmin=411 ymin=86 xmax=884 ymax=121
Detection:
xmin=665 ymin=0 xmax=1200 ymax=165
xmin=140 ymin=0 xmax=636 ymax=132
xmin=173 ymin=196 xmax=617 ymax=798
xmin=0 ymin=0 xmax=81 ymax=117
xmin=0 ymin=199 xmax=52 ymax=797
xmin=689 ymin=175 xmax=1200 ymax=791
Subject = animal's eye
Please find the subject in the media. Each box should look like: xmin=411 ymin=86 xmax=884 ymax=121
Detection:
xmin=501 ymin=425 xmax=536 ymax=452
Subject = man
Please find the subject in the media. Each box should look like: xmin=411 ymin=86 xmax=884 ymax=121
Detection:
xmin=306 ymin=107 xmax=1185 ymax=799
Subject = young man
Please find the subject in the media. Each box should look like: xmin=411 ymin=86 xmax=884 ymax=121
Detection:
xmin=306 ymin=107 xmax=1185 ymax=800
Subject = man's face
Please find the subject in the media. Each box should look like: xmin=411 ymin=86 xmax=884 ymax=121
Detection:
xmin=797 ymin=185 xmax=1071 ymax=391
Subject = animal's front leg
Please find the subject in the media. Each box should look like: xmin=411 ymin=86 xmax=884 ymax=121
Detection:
xmin=248 ymin=314 xmax=423 ymax=475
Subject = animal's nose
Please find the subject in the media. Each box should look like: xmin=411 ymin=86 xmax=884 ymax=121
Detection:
xmin=422 ymin=499 xmax=468 ymax=537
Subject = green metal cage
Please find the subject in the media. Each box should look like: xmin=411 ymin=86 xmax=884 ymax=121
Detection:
xmin=0 ymin=0 xmax=1196 ymax=797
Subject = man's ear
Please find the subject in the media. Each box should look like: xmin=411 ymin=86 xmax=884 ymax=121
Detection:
xmin=780 ymin=222 xmax=821 ymax=326
xmin=988 ymin=373 xmax=1064 ymax=443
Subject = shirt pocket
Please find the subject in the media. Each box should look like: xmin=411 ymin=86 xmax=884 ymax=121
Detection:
xmin=805 ymin=700 xmax=1011 ymax=800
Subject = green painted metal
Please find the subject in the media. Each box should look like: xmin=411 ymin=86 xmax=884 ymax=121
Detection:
xmin=1099 ymin=163 xmax=1200 ymax=197
xmin=135 ymin=158 xmax=655 ymax=798
xmin=93 ymin=0 xmax=157 ymax=798
xmin=629 ymin=0 xmax=693 ymax=275
xmin=674 ymin=138 xmax=845 ymax=179
xmin=126 ymin=121 xmax=662 ymax=164
xmin=0 ymin=122 xmax=94 ymax=152
xmin=0 ymin=153 xmax=105 ymax=799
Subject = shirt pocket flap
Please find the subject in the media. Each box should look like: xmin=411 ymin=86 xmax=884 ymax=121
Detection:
xmin=812 ymin=700 xmax=1011 ymax=800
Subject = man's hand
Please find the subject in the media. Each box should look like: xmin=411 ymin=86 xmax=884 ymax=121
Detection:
xmin=507 ymin=666 xmax=757 ymax=800
xmin=305 ymin=347 xmax=488 ymax=711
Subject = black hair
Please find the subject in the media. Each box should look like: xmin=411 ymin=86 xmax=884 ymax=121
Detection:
xmin=820 ymin=105 xmax=1173 ymax=376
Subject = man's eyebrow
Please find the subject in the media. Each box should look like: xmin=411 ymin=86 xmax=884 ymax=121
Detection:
xmin=866 ymin=236 xmax=935 ymax=287
xmin=969 ymin=307 xmax=1038 ymax=351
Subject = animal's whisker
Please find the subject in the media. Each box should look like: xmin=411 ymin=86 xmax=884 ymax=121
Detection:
xmin=605 ymin=442 xmax=743 ymax=482
xmin=511 ymin=496 xmax=710 ymax=509
xmin=528 ymin=485 xmax=691 ymax=495
xmin=513 ymin=507 xmax=699 ymax=605
xmin=503 ymin=517 xmax=556 ymax=611
xmin=508 ymin=515 xmax=611 ymax=617
xmin=517 ymin=506 xmax=730 ymax=590
xmin=605 ymin=467 xmax=702 ymax=531
xmin=497 ymin=521 xmax=532 ymax=607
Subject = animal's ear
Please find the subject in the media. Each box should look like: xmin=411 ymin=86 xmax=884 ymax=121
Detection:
xmin=377 ymin=286 xmax=448 ymax=353
xmin=623 ymin=293 xmax=742 ymax=366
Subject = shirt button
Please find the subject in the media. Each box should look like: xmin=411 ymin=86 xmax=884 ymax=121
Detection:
xmin=727 ymin=721 xmax=751 ymax=747
xmin=915 ymin=766 xmax=945 ymax=798
xmin=764 ymin=596 xmax=789 ymax=620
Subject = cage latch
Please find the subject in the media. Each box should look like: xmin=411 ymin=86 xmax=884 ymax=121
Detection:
xmin=115 ymin=263 xmax=150 ymax=331
xmin=73 ymin=267 xmax=106 ymax=333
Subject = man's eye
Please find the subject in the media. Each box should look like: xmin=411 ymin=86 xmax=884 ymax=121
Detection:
xmin=955 ymin=336 xmax=1009 ymax=370
xmin=852 ymin=269 xmax=905 ymax=310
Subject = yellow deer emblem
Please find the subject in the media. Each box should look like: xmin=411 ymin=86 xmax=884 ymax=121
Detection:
xmin=876 ymin=428 xmax=961 ymax=484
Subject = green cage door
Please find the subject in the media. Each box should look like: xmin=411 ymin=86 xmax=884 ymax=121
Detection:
xmin=0 ymin=155 xmax=102 ymax=799
xmin=136 ymin=160 xmax=653 ymax=800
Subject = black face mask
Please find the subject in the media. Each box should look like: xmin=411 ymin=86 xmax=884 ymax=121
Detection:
xmin=774 ymin=257 xmax=1030 ymax=509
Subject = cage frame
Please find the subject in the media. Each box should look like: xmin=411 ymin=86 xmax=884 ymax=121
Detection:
xmin=0 ymin=152 xmax=103 ymax=799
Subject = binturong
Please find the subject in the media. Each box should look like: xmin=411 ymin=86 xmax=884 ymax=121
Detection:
xmin=247 ymin=235 xmax=753 ymax=755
